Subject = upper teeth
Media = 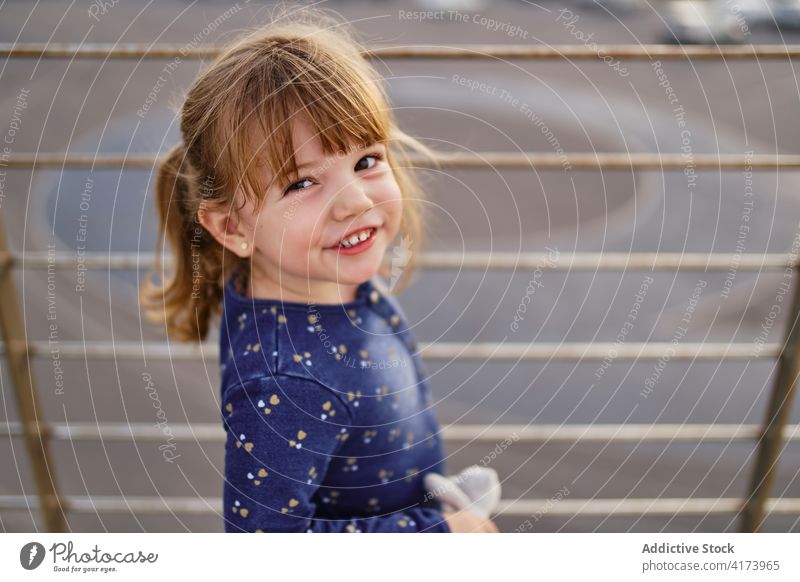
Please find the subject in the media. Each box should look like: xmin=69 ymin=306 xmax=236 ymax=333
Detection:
xmin=340 ymin=228 xmax=373 ymax=248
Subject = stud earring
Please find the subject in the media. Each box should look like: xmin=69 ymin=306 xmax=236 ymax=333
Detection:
xmin=239 ymin=242 xmax=248 ymax=251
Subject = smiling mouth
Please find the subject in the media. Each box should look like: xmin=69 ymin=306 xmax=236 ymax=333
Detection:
xmin=333 ymin=227 xmax=377 ymax=249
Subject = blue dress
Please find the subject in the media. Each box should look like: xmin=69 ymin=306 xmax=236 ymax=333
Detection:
xmin=219 ymin=270 xmax=451 ymax=532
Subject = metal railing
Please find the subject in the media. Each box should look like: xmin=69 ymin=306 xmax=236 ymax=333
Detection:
xmin=1 ymin=42 xmax=798 ymax=533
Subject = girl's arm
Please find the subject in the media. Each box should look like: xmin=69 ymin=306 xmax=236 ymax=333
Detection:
xmin=221 ymin=374 xmax=451 ymax=533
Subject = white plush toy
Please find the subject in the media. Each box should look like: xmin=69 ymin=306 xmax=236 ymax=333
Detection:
xmin=423 ymin=465 xmax=501 ymax=519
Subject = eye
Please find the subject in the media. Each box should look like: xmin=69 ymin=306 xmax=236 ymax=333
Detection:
xmin=284 ymin=177 xmax=315 ymax=195
xmin=355 ymin=152 xmax=383 ymax=172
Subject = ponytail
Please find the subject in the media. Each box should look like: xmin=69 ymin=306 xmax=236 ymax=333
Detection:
xmin=141 ymin=143 xmax=237 ymax=342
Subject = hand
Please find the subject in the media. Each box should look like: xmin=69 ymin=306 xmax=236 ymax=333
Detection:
xmin=442 ymin=509 xmax=500 ymax=533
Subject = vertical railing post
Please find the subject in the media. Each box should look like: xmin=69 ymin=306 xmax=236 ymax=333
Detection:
xmin=741 ymin=264 xmax=800 ymax=532
xmin=0 ymin=218 xmax=68 ymax=531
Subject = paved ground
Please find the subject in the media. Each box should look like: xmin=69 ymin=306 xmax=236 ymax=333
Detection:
xmin=2 ymin=0 xmax=800 ymax=532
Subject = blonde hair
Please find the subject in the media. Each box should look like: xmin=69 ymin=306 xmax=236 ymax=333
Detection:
xmin=141 ymin=9 xmax=436 ymax=343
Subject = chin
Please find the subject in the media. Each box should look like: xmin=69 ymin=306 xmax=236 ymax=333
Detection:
xmin=338 ymin=263 xmax=382 ymax=284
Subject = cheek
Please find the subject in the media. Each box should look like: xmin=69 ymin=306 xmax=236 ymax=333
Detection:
xmin=269 ymin=209 xmax=323 ymax=255
xmin=248 ymin=212 xmax=298 ymax=258
xmin=375 ymin=177 xmax=403 ymax=219
xmin=387 ymin=190 xmax=404 ymax=236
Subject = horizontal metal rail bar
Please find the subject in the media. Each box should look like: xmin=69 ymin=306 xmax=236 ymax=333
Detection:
xmin=421 ymin=342 xmax=775 ymax=361
xmin=5 ymin=251 xmax=797 ymax=271
xmin=0 ymin=495 xmax=797 ymax=517
xmin=0 ymin=340 xmax=780 ymax=360
xmin=5 ymin=152 xmax=800 ymax=169
xmin=2 ymin=422 xmax=798 ymax=443
xmin=2 ymin=43 xmax=799 ymax=60
xmin=444 ymin=424 xmax=800 ymax=443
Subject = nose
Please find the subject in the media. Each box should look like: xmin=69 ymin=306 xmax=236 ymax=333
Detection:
xmin=331 ymin=178 xmax=374 ymax=222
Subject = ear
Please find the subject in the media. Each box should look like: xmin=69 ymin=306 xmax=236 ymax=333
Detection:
xmin=197 ymin=201 xmax=252 ymax=258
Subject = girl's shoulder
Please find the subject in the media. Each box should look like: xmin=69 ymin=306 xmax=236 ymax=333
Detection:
xmin=220 ymin=271 xmax=418 ymax=382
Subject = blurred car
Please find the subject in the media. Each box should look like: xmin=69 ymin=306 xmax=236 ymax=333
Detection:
xmin=661 ymin=0 xmax=753 ymax=43
xmin=772 ymin=0 xmax=800 ymax=29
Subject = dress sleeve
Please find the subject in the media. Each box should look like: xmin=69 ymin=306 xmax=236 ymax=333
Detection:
xmin=221 ymin=374 xmax=451 ymax=533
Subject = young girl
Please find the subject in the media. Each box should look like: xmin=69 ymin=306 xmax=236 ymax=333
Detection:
xmin=142 ymin=11 xmax=499 ymax=533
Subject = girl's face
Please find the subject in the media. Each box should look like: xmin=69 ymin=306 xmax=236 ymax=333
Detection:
xmin=235 ymin=117 xmax=403 ymax=303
